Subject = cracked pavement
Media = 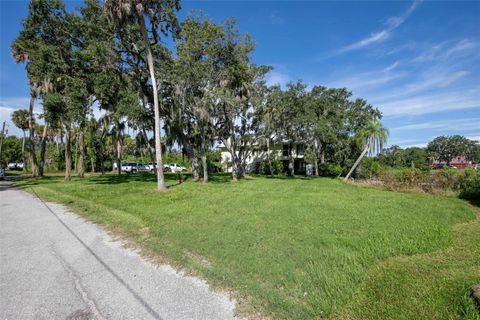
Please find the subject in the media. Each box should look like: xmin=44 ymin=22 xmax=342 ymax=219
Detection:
xmin=0 ymin=182 xmax=235 ymax=320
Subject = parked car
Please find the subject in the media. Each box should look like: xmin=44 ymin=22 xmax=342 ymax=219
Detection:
xmin=168 ymin=163 xmax=186 ymax=172
xmin=121 ymin=162 xmax=149 ymax=173
xmin=146 ymin=162 xmax=156 ymax=172
xmin=432 ymin=163 xmax=458 ymax=170
xmin=7 ymin=162 xmax=23 ymax=170
xmin=146 ymin=163 xmax=170 ymax=172
xmin=134 ymin=163 xmax=150 ymax=173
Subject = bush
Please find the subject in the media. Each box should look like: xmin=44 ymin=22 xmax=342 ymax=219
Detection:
xmin=103 ymin=160 xmax=113 ymax=172
xmin=376 ymin=167 xmax=461 ymax=194
xmin=318 ymin=163 xmax=342 ymax=177
xmin=459 ymin=169 xmax=480 ymax=200
xmin=358 ymin=158 xmax=383 ymax=179
xmin=259 ymin=159 xmax=284 ymax=175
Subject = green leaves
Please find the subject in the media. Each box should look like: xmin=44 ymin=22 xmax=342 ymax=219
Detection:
xmin=427 ymin=135 xmax=478 ymax=164
xmin=10 ymin=109 xmax=30 ymax=131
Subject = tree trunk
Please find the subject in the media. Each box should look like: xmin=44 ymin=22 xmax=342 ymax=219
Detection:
xmin=184 ymin=140 xmax=199 ymax=180
xmin=39 ymin=123 xmax=48 ymax=176
xmin=231 ymin=163 xmax=238 ymax=182
xmin=100 ymin=148 xmax=105 ymax=175
xmin=201 ymin=154 xmax=208 ymax=183
xmin=201 ymin=131 xmax=208 ymax=183
xmin=191 ymin=157 xmax=199 ymax=181
xmin=28 ymin=94 xmax=39 ymax=177
xmin=238 ymin=161 xmax=246 ymax=178
xmin=91 ymin=156 xmax=95 ymax=173
xmin=320 ymin=147 xmax=325 ymax=164
xmin=21 ymin=130 xmax=27 ymax=172
xmin=141 ymin=127 xmax=154 ymax=163
xmin=77 ymin=130 xmax=85 ymax=178
xmin=313 ymin=139 xmax=320 ymax=176
xmin=344 ymin=144 xmax=369 ymax=181
xmin=138 ymin=14 xmax=166 ymax=192
xmin=55 ymin=134 xmax=60 ymax=154
xmin=74 ymin=132 xmax=78 ymax=173
xmin=267 ymin=139 xmax=273 ymax=175
xmin=116 ymin=138 xmax=122 ymax=175
xmin=65 ymin=129 xmax=72 ymax=181
xmin=288 ymin=142 xmax=294 ymax=176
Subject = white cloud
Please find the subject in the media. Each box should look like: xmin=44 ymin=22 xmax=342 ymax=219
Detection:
xmin=372 ymin=69 xmax=470 ymax=104
xmin=403 ymin=143 xmax=428 ymax=148
xmin=379 ymin=88 xmax=480 ymax=117
xmin=466 ymin=135 xmax=480 ymax=143
xmin=412 ymin=39 xmax=480 ymax=63
xmin=0 ymin=97 xmax=31 ymax=110
xmin=269 ymin=11 xmax=284 ymax=26
xmin=387 ymin=138 xmax=427 ymax=148
xmin=382 ymin=61 xmax=400 ymax=72
xmin=0 ymin=97 xmax=43 ymax=137
xmin=265 ymin=69 xmax=291 ymax=87
xmin=337 ymin=0 xmax=423 ymax=54
xmin=391 ymin=118 xmax=480 ymax=131
xmin=327 ymin=62 xmax=407 ymax=92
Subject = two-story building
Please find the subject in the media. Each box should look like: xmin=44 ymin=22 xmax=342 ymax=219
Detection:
xmin=219 ymin=142 xmax=307 ymax=175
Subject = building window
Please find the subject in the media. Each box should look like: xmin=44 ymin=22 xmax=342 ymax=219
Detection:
xmin=296 ymin=144 xmax=304 ymax=156
xmin=283 ymin=144 xmax=289 ymax=157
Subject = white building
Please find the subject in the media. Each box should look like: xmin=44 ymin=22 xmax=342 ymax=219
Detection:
xmin=219 ymin=142 xmax=307 ymax=174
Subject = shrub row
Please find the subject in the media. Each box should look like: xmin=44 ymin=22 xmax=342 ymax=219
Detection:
xmin=317 ymin=163 xmax=342 ymax=177
xmin=459 ymin=169 xmax=480 ymax=200
xmin=259 ymin=159 xmax=284 ymax=175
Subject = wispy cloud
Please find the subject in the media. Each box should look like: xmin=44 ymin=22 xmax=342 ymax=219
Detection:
xmin=337 ymin=0 xmax=423 ymax=54
xmin=265 ymin=69 xmax=291 ymax=87
xmin=327 ymin=62 xmax=407 ymax=92
xmin=0 ymin=97 xmax=31 ymax=110
xmin=391 ymin=118 xmax=480 ymax=131
xmin=0 ymin=97 xmax=41 ymax=137
xmin=269 ymin=11 xmax=284 ymax=26
xmin=379 ymin=88 xmax=480 ymax=117
xmin=466 ymin=135 xmax=480 ymax=143
xmin=326 ymin=36 xmax=480 ymax=118
xmin=412 ymin=39 xmax=480 ymax=63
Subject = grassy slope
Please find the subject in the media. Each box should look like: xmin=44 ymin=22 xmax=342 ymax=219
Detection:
xmin=14 ymin=174 xmax=479 ymax=319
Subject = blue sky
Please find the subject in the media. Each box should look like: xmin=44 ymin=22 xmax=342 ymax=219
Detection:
xmin=1 ymin=0 xmax=479 ymax=147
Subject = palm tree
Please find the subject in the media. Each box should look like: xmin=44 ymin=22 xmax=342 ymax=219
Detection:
xmin=11 ymin=109 xmax=31 ymax=172
xmin=104 ymin=0 xmax=179 ymax=191
xmin=344 ymin=118 xmax=389 ymax=181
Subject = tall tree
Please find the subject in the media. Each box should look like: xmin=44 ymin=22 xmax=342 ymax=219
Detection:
xmin=171 ymin=13 xmax=224 ymax=183
xmin=10 ymin=109 xmax=30 ymax=171
xmin=212 ymin=19 xmax=269 ymax=181
xmin=427 ymin=135 xmax=477 ymax=165
xmin=104 ymin=0 xmax=180 ymax=191
xmin=344 ymin=118 xmax=388 ymax=181
xmin=11 ymin=0 xmax=69 ymax=177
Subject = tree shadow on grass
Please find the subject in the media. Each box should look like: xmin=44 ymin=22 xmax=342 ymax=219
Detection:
xmin=467 ymin=199 xmax=480 ymax=208
xmin=86 ymin=172 xmax=234 ymax=187
xmin=9 ymin=172 xmax=255 ymax=192
xmin=7 ymin=176 xmax=60 ymax=190
xmin=260 ymin=174 xmax=333 ymax=181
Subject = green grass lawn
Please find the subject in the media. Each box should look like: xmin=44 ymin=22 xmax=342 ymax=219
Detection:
xmin=13 ymin=174 xmax=480 ymax=319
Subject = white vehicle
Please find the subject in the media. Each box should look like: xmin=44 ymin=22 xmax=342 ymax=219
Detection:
xmin=121 ymin=162 xmax=149 ymax=173
xmin=7 ymin=162 xmax=23 ymax=170
xmin=135 ymin=163 xmax=150 ymax=173
xmin=146 ymin=163 xmax=170 ymax=172
xmin=168 ymin=163 xmax=186 ymax=172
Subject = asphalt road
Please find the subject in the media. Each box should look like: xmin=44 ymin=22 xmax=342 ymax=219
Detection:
xmin=0 ymin=181 xmax=235 ymax=320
